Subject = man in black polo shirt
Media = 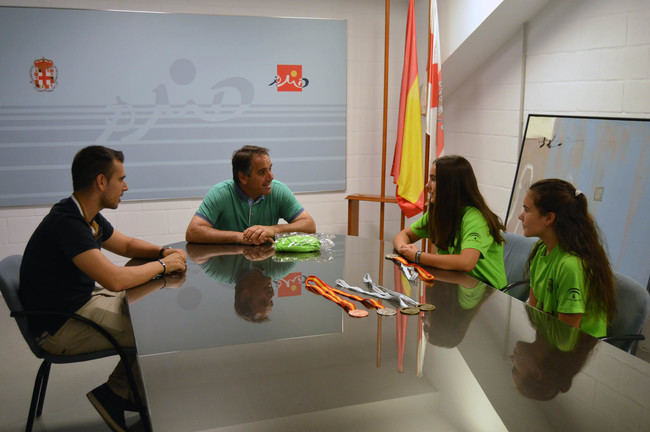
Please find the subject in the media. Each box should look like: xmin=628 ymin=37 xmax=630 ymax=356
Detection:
xmin=19 ymin=145 xmax=187 ymax=432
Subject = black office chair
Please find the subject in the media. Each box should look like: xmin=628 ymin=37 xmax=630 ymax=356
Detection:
xmin=601 ymin=272 xmax=650 ymax=355
xmin=0 ymin=255 xmax=150 ymax=432
xmin=501 ymin=232 xmax=539 ymax=301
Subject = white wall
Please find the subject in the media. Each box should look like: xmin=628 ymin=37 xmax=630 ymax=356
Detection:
xmin=438 ymin=0 xmax=504 ymax=60
xmin=443 ymin=29 xmax=524 ymax=223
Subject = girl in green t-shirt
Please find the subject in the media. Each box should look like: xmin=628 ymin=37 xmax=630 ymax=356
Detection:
xmin=393 ymin=155 xmax=507 ymax=288
xmin=518 ymin=179 xmax=615 ymax=337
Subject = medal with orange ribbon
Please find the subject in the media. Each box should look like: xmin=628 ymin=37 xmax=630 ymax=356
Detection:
xmin=384 ymin=254 xmax=435 ymax=281
xmin=305 ymin=275 xmax=393 ymax=318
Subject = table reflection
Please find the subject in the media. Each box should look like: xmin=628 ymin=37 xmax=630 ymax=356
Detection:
xmin=421 ymin=272 xmax=493 ymax=349
xmin=186 ymin=243 xmax=295 ymax=322
xmin=512 ymin=307 xmax=597 ymax=401
xmin=128 ymin=242 xmax=344 ymax=356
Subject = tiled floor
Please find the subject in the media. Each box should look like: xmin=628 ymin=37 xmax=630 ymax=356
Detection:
xmin=0 ymin=299 xmax=141 ymax=432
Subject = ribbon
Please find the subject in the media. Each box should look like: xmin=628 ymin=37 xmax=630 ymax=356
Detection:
xmin=336 ymin=279 xmax=392 ymax=300
xmin=362 ymin=273 xmax=419 ymax=308
xmin=385 ymin=254 xmax=435 ymax=281
xmin=305 ymin=275 xmax=385 ymax=316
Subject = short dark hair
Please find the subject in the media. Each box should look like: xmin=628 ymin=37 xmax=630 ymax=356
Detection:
xmin=71 ymin=146 xmax=124 ymax=192
xmin=232 ymin=145 xmax=269 ymax=184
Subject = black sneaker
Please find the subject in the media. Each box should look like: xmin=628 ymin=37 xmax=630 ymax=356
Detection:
xmin=124 ymin=397 xmax=143 ymax=412
xmin=87 ymin=383 xmax=127 ymax=432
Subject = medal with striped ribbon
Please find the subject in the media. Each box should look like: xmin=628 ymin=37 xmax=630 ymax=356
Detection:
xmin=384 ymin=254 xmax=435 ymax=281
xmin=305 ymin=275 xmax=391 ymax=318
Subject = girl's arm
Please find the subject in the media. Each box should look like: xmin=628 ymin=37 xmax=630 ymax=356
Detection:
xmin=393 ymin=227 xmax=420 ymax=251
xmin=394 ymin=227 xmax=480 ymax=272
xmin=418 ymin=248 xmax=480 ymax=272
xmin=528 ymin=289 xmax=581 ymax=330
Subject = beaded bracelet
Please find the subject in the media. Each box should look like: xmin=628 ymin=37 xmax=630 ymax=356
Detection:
xmin=158 ymin=259 xmax=167 ymax=275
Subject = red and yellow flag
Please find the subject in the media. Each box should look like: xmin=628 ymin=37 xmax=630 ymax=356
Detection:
xmin=391 ymin=0 xmax=424 ymax=218
xmin=426 ymin=0 xmax=444 ymax=158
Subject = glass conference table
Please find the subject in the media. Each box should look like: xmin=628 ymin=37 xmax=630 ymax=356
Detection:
xmin=126 ymin=235 xmax=650 ymax=431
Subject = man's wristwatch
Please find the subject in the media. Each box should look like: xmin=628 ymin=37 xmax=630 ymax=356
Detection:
xmin=415 ymin=251 xmax=422 ymax=265
xmin=158 ymin=247 xmax=169 ymax=258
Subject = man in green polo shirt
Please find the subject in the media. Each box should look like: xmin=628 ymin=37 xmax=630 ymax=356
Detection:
xmin=186 ymin=145 xmax=316 ymax=244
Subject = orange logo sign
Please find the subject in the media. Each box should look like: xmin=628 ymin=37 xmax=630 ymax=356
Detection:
xmin=269 ymin=65 xmax=309 ymax=92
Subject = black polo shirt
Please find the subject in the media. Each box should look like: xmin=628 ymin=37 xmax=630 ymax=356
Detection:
xmin=19 ymin=197 xmax=114 ymax=335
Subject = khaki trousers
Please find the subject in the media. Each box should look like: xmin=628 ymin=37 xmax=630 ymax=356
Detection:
xmin=39 ymin=288 xmax=141 ymax=402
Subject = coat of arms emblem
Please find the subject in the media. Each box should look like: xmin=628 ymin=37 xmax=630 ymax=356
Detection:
xmin=30 ymin=58 xmax=57 ymax=91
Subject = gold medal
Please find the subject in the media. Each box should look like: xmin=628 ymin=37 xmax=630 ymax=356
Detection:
xmin=399 ymin=306 xmax=420 ymax=315
xmin=418 ymin=303 xmax=436 ymax=311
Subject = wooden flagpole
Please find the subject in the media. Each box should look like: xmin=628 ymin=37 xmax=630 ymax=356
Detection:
xmin=379 ymin=0 xmax=390 ymax=243
xmin=424 ymin=0 xmax=432 ymax=192
xmin=423 ymin=0 xmax=432 ymax=253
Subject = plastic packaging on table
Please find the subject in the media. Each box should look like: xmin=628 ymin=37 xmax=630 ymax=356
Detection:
xmin=273 ymin=232 xmax=335 ymax=253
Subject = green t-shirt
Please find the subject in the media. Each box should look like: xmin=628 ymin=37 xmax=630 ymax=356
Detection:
xmin=527 ymin=307 xmax=580 ymax=352
xmin=529 ymin=242 xmax=607 ymax=338
xmin=457 ymin=282 xmax=488 ymax=310
xmin=196 ymin=179 xmax=304 ymax=232
xmin=410 ymin=207 xmax=507 ymax=289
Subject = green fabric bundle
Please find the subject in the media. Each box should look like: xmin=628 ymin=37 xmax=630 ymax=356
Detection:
xmin=274 ymin=234 xmax=321 ymax=252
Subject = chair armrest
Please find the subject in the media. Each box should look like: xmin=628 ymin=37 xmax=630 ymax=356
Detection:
xmin=502 ymin=279 xmax=529 ymax=293
xmin=600 ymin=334 xmax=646 ymax=343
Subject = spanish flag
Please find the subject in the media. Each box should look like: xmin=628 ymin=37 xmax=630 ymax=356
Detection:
xmin=391 ymin=0 xmax=424 ymax=218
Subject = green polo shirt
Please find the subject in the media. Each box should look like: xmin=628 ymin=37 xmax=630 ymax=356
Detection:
xmin=530 ymin=242 xmax=607 ymax=338
xmin=200 ymin=254 xmax=296 ymax=285
xmin=410 ymin=206 xmax=507 ymax=289
xmin=196 ymin=179 xmax=304 ymax=232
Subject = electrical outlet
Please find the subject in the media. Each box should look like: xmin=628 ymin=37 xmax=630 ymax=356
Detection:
xmin=593 ymin=186 xmax=604 ymax=202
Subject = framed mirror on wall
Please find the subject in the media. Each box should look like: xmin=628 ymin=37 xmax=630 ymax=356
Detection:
xmin=506 ymin=114 xmax=649 ymax=287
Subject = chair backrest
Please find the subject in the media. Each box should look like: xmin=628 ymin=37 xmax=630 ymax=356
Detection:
xmin=0 ymin=255 xmax=45 ymax=358
xmin=502 ymin=232 xmax=538 ymax=301
xmin=607 ymin=272 xmax=650 ymax=352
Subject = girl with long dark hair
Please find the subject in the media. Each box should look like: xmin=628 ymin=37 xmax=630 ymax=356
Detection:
xmin=518 ymin=178 xmax=615 ymax=337
xmin=393 ymin=155 xmax=507 ymax=289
